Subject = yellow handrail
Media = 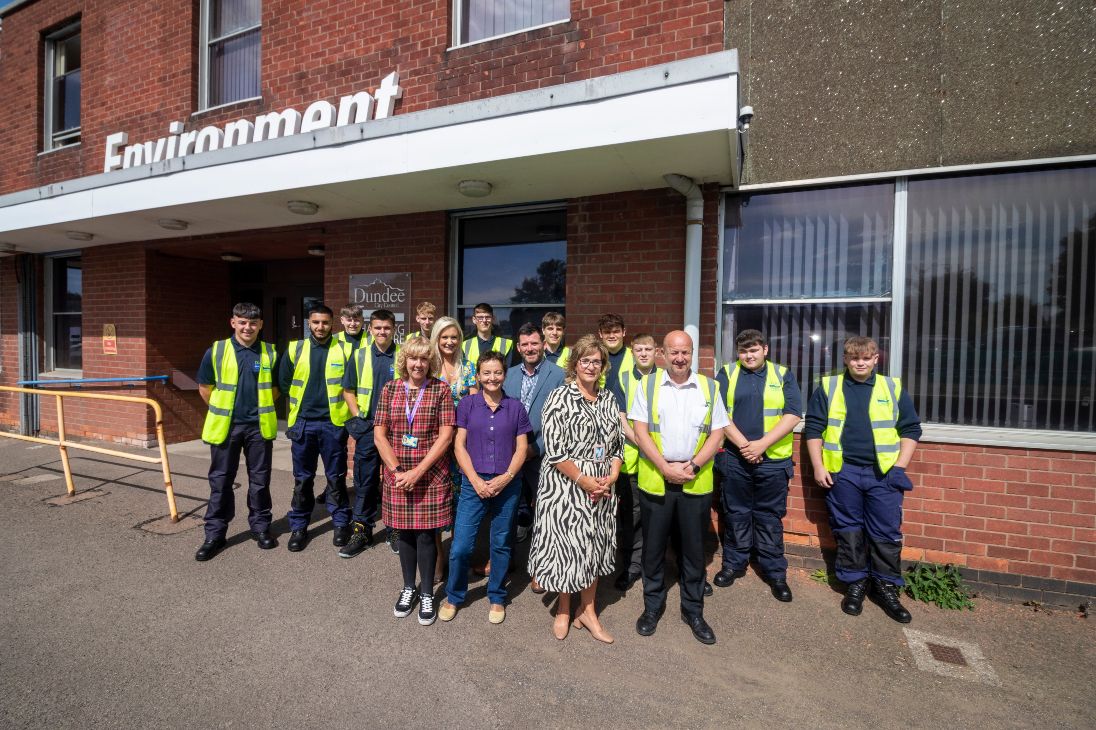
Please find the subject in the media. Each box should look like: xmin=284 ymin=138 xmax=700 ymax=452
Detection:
xmin=0 ymin=386 xmax=179 ymax=522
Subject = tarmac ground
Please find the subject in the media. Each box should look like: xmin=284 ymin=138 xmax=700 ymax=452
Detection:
xmin=0 ymin=436 xmax=1093 ymax=729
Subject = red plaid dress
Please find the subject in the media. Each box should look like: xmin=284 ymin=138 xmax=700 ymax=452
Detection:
xmin=377 ymin=377 xmax=456 ymax=530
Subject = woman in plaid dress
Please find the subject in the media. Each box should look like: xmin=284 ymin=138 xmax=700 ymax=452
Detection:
xmin=375 ymin=336 xmax=456 ymax=626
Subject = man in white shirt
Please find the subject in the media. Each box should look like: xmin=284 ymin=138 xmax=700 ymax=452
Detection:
xmin=629 ymin=330 xmax=728 ymax=645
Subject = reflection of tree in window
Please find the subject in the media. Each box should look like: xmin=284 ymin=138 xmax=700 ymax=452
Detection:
xmin=511 ymin=259 xmax=565 ymax=304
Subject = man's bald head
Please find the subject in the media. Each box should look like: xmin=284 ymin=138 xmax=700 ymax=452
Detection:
xmin=663 ymin=330 xmax=694 ymax=381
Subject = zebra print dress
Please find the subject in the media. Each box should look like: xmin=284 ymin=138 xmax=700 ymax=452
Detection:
xmin=528 ymin=381 xmax=624 ymax=593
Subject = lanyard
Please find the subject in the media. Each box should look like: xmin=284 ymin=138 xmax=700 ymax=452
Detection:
xmin=404 ymin=382 xmax=426 ymax=431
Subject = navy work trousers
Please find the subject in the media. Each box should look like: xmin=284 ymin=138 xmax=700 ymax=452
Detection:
xmin=715 ymin=450 xmax=792 ymax=580
xmin=204 ymin=423 xmax=273 ymax=541
xmin=826 ymin=463 xmax=907 ymax=585
xmin=350 ymin=422 xmax=381 ymax=528
xmin=287 ymin=418 xmax=350 ymax=530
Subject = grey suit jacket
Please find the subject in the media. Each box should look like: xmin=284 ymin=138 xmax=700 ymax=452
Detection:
xmin=503 ymin=359 xmax=565 ymax=457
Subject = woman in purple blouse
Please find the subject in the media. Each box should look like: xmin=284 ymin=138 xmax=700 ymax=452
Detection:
xmin=439 ymin=351 xmax=532 ymax=625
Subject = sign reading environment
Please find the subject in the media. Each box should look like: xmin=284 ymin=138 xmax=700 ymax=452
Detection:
xmin=103 ymin=71 xmax=403 ymax=173
xmin=350 ymin=273 xmax=413 ymax=344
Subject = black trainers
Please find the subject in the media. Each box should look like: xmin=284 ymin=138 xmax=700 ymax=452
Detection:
xmin=418 ymin=591 xmax=437 ymax=626
xmin=386 ymin=528 xmax=400 ymax=554
xmin=394 ymin=586 xmax=419 ymax=618
xmin=338 ymin=524 xmax=373 ymax=559
xmin=872 ymin=578 xmax=913 ymax=623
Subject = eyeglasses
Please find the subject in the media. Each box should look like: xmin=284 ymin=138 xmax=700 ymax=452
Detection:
xmin=578 ymin=358 xmax=603 ymax=368
xmin=473 ymin=315 xmax=493 ymax=322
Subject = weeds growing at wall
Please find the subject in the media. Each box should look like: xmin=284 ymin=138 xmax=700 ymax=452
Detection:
xmin=903 ymin=563 xmax=975 ymax=610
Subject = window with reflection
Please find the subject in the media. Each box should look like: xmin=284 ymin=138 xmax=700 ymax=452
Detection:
xmin=722 ymin=183 xmax=895 ymax=395
xmin=44 ymin=21 xmax=81 ymax=150
xmin=456 ymin=208 xmax=566 ymax=338
xmin=202 ymin=0 xmax=261 ymax=109
xmin=904 ymin=166 xmax=1096 ymax=431
xmin=49 ymin=256 xmax=82 ymax=371
xmin=455 ymin=0 xmax=569 ymax=46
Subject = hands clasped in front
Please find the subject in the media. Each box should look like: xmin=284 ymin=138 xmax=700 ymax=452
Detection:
xmin=660 ymin=461 xmax=696 ymax=485
xmin=576 ymin=473 xmax=613 ymax=502
xmin=471 ymin=473 xmax=513 ymax=499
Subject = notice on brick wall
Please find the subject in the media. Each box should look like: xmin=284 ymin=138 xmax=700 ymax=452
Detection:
xmin=349 ymin=273 xmax=412 ymax=343
xmin=102 ymin=324 xmax=117 ymax=355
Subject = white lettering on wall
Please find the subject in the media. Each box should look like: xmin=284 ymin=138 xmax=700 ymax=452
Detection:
xmin=103 ymin=71 xmax=404 ymax=172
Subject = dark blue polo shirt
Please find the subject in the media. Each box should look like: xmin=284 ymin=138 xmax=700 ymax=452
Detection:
xmin=605 ymin=347 xmax=628 ymax=411
xmin=341 ymin=341 xmax=398 ymax=420
xmin=338 ymin=330 xmax=365 ymax=352
xmin=278 ymin=335 xmax=342 ymax=420
xmin=198 ymin=337 xmax=266 ymax=425
xmin=716 ymin=362 xmax=803 ymax=468
xmin=804 ymin=370 xmax=923 ymax=467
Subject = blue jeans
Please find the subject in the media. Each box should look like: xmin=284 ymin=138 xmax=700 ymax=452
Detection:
xmin=446 ymin=472 xmax=521 ymax=606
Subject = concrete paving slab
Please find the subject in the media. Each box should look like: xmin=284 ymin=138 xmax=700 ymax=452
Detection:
xmin=0 ymin=438 xmax=1093 ymax=729
xmin=138 ymin=513 xmax=204 ymax=535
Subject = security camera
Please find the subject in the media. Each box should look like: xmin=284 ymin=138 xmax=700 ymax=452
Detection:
xmin=737 ymin=105 xmax=754 ymax=131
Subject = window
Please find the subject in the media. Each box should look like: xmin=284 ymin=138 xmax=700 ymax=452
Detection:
xmin=43 ymin=21 xmax=81 ymax=150
xmin=454 ymin=0 xmax=569 ymax=46
xmin=904 ymin=167 xmax=1096 ymax=431
xmin=200 ymin=0 xmax=261 ymax=109
xmin=720 ymin=164 xmax=1096 ymax=434
xmin=722 ymin=183 xmax=895 ymax=391
xmin=453 ymin=207 xmax=566 ymax=337
xmin=47 ymin=256 xmax=83 ymax=372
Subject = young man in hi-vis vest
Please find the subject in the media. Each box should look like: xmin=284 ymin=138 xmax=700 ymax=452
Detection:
xmin=462 ymin=302 xmax=514 ymax=366
xmin=277 ymin=304 xmax=354 ymax=553
xmin=805 ymin=336 xmax=921 ymax=623
xmin=629 ymin=331 xmax=728 ymax=646
xmin=714 ymin=329 xmax=802 ymax=602
xmin=194 ymin=303 xmax=279 ymax=562
xmin=614 ymin=332 xmax=658 ymax=592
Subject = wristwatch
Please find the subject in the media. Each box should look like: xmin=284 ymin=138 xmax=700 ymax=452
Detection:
xmin=688 ymin=460 xmax=699 ymax=473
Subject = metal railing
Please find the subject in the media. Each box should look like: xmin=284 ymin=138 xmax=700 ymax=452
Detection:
xmin=17 ymin=375 xmax=169 ymax=387
xmin=0 ymin=385 xmax=179 ymax=522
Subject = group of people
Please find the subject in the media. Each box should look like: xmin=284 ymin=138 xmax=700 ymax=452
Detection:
xmin=195 ymin=299 xmax=922 ymax=645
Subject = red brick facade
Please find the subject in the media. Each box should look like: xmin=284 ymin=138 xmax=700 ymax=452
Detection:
xmin=0 ymin=0 xmax=724 ymax=194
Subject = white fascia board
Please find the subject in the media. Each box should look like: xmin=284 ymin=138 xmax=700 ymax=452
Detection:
xmin=0 ymin=51 xmax=738 ymax=233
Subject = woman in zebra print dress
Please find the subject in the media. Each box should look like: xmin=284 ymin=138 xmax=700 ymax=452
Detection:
xmin=528 ymin=334 xmax=623 ymax=643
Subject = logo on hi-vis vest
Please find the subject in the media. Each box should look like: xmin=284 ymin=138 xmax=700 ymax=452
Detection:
xmin=332 ymin=360 xmax=344 ymax=370
xmin=876 ymin=398 xmax=891 ymax=405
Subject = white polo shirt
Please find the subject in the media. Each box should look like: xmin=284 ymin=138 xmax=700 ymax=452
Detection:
xmin=628 ymin=370 xmax=729 ymax=462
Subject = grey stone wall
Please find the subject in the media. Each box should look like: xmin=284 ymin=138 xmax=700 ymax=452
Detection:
xmin=727 ymin=0 xmax=1096 ymax=184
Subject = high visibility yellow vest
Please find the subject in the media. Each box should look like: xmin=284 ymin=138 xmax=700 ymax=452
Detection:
xmin=722 ymin=360 xmax=794 ymax=460
xmin=286 ymin=339 xmax=351 ymax=427
xmin=463 ymin=335 xmax=513 ymax=364
xmin=636 ymin=369 xmax=717 ymax=496
xmin=820 ymin=374 xmax=902 ymax=474
xmin=620 ymin=367 xmax=652 ymax=475
xmin=600 ymin=347 xmax=635 ymax=389
xmin=551 ymin=345 xmax=571 ymax=369
xmin=335 ymin=331 xmax=366 ymax=352
xmin=353 ymin=343 xmax=400 ymax=416
xmin=201 ymin=338 xmax=277 ymax=444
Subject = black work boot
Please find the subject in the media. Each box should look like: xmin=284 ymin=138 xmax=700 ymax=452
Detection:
xmin=872 ymin=578 xmax=912 ymax=623
xmin=841 ymin=578 xmax=868 ymax=616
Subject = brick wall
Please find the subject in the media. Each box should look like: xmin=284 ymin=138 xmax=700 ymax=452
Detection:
xmin=0 ymin=0 xmax=725 ymax=194
xmin=0 ymin=258 xmax=21 ymax=428
xmin=567 ymin=185 xmax=721 ymax=371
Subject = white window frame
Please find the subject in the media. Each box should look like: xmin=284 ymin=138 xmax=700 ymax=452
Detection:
xmin=450 ymin=0 xmax=570 ymax=50
xmin=42 ymin=20 xmax=82 ymax=152
xmin=43 ymin=253 xmax=83 ymax=376
xmin=198 ymin=0 xmax=262 ymax=112
xmin=717 ymin=154 xmax=1096 ymax=452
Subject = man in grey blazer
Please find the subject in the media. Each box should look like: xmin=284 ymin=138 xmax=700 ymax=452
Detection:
xmin=504 ymin=322 xmax=566 ymax=548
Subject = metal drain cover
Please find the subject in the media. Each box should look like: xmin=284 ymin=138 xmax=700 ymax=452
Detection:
xmin=926 ymin=642 xmax=969 ymax=666
xmin=904 ymin=629 xmax=1000 ymax=686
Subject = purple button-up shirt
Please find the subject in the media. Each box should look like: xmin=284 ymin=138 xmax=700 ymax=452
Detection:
xmin=456 ymin=392 xmax=533 ymax=476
